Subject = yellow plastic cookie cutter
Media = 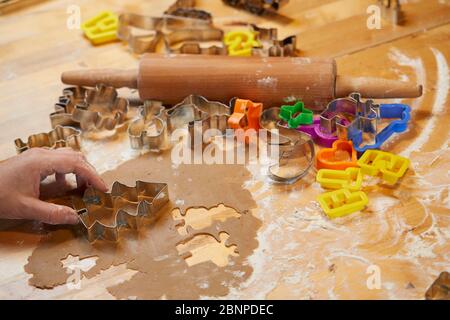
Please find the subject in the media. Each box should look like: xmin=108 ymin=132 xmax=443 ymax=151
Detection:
xmin=316 ymin=167 xmax=363 ymax=192
xmin=224 ymin=30 xmax=261 ymax=56
xmin=81 ymin=11 xmax=119 ymax=45
xmin=357 ymin=150 xmax=410 ymax=185
xmin=317 ymin=189 xmax=368 ymax=219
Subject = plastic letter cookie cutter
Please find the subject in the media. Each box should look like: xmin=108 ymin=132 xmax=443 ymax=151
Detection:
xmin=224 ymin=30 xmax=260 ymax=56
xmin=279 ymin=100 xmax=313 ymax=128
xmin=128 ymin=101 xmax=169 ymax=151
xmin=81 ymin=11 xmax=119 ymax=45
xmin=349 ymin=103 xmax=411 ymax=153
xmin=50 ymin=85 xmax=129 ymax=131
xmin=14 ymin=125 xmax=81 ymax=154
xmin=72 ymin=181 xmax=169 ymax=242
xmin=316 ymin=167 xmax=363 ymax=192
xmin=260 ymin=107 xmax=315 ymax=184
xmin=228 ymin=98 xmax=262 ymax=131
xmin=317 ymin=189 xmax=368 ymax=219
xmin=316 ymin=139 xmax=358 ymax=170
xmin=357 ymin=150 xmax=410 ymax=184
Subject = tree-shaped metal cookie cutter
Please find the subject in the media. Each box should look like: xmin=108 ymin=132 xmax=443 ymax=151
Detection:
xmin=72 ymin=181 xmax=169 ymax=242
xmin=50 ymin=84 xmax=129 ymax=131
xmin=14 ymin=125 xmax=81 ymax=154
xmin=260 ymin=107 xmax=315 ymax=184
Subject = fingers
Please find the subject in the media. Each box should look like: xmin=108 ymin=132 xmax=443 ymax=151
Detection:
xmin=41 ymin=149 xmax=108 ymax=192
xmin=21 ymin=198 xmax=79 ymax=225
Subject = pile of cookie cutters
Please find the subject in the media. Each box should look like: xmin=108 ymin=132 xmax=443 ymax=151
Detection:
xmin=126 ymin=95 xmax=315 ymax=184
xmin=277 ymin=92 xmax=412 ymax=218
xmin=80 ymin=0 xmax=298 ymax=57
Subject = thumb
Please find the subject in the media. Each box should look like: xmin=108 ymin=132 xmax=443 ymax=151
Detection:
xmin=21 ymin=198 xmax=80 ymax=225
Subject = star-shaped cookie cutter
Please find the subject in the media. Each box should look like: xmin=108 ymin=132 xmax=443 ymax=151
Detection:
xmin=279 ymin=100 xmax=313 ymax=128
xmin=72 ymin=181 xmax=169 ymax=243
xmin=117 ymin=13 xmax=225 ymax=55
xmin=14 ymin=125 xmax=81 ymax=154
xmin=50 ymin=84 xmax=129 ymax=131
xmin=260 ymin=107 xmax=315 ymax=184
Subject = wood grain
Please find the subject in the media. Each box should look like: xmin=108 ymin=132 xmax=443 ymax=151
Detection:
xmin=0 ymin=0 xmax=448 ymax=299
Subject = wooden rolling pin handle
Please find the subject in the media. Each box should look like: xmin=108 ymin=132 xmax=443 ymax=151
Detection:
xmin=61 ymin=69 xmax=138 ymax=89
xmin=335 ymin=75 xmax=423 ymax=99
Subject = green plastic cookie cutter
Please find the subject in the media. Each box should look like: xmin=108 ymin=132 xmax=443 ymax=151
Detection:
xmin=279 ymin=101 xmax=313 ymax=128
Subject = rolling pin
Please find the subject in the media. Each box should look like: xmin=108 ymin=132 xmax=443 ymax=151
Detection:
xmin=62 ymin=54 xmax=422 ymax=110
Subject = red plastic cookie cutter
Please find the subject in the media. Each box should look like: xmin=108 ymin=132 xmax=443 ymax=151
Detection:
xmin=316 ymin=139 xmax=358 ymax=170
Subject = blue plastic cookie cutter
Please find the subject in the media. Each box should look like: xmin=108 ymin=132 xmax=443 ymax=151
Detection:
xmin=348 ymin=103 xmax=411 ymax=153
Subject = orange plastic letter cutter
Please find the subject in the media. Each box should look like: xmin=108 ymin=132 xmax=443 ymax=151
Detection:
xmin=81 ymin=11 xmax=119 ymax=45
xmin=357 ymin=150 xmax=410 ymax=184
xmin=224 ymin=30 xmax=261 ymax=56
xmin=315 ymin=139 xmax=358 ymax=170
xmin=228 ymin=98 xmax=263 ymax=131
xmin=317 ymin=189 xmax=368 ymax=219
xmin=316 ymin=167 xmax=363 ymax=192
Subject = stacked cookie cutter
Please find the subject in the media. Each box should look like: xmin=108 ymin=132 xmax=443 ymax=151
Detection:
xmin=298 ymin=92 xmax=410 ymax=152
xmin=72 ymin=181 xmax=169 ymax=242
xmin=50 ymin=84 xmax=129 ymax=131
xmin=117 ymin=12 xmax=225 ymax=55
xmin=128 ymin=95 xmax=231 ymax=151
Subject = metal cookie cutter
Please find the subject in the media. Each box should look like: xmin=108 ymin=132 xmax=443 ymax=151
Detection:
xmin=50 ymin=84 xmax=129 ymax=131
xmin=117 ymin=13 xmax=223 ymax=55
xmin=128 ymin=100 xmax=169 ymax=151
xmin=251 ymin=24 xmax=297 ymax=57
xmin=260 ymin=107 xmax=315 ymax=184
xmin=14 ymin=125 xmax=81 ymax=154
xmin=72 ymin=181 xmax=169 ymax=242
xmin=165 ymin=0 xmax=213 ymax=23
xmin=378 ymin=0 xmax=403 ymax=25
xmin=164 ymin=27 xmax=225 ymax=55
xmin=168 ymin=94 xmax=230 ymax=131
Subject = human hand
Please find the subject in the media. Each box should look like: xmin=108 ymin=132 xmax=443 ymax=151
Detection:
xmin=0 ymin=148 xmax=107 ymax=225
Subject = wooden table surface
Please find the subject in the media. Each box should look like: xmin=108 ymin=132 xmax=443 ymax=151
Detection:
xmin=0 ymin=0 xmax=449 ymax=299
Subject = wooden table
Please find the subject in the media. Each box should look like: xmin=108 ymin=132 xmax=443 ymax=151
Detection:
xmin=0 ymin=0 xmax=449 ymax=299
